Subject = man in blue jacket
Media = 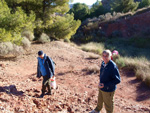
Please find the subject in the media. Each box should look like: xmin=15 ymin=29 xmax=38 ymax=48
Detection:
xmin=90 ymin=50 xmax=121 ymax=113
xmin=37 ymin=50 xmax=55 ymax=98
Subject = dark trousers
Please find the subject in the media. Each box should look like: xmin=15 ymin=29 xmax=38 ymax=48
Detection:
xmin=42 ymin=75 xmax=51 ymax=94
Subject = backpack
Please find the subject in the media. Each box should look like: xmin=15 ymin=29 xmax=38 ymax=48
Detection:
xmin=46 ymin=56 xmax=56 ymax=76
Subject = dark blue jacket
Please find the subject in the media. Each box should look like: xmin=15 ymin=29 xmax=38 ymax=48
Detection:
xmin=37 ymin=55 xmax=55 ymax=78
xmin=100 ymin=60 xmax=121 ymax=92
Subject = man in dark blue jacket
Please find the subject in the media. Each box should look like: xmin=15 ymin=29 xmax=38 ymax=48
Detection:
xmin=90 ymin=50 xmax=121 ymax=113
xmin=37 ymin=50 xmax=55 ymax=98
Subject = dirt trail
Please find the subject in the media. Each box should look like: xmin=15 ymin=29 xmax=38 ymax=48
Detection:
xmin=0 ymin=41 xmax=150 ymax=113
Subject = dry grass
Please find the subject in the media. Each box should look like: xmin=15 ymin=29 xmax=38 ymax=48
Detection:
xmin=81 ymin=42 xmax=104 ymax=55
xmin=116 ymin=57 xmax=150 ymax=87
xmin=85 ymin=64 xmax=100 ymax=74
xmin=88 ymin=53 xmax=100 ymax=59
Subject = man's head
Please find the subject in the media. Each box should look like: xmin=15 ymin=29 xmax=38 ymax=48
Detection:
xmin=38 ymin=50 xmax=44 ymax=59
xmin=102 ymin=49 xmax=112 ymax=64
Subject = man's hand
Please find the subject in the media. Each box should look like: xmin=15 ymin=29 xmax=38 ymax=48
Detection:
xmin=98 ymin=83 xmax=104 ymax=88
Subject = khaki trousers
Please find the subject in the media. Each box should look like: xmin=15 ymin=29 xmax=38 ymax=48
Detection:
xmin=95 ymin=89 xmax=115 ymax=113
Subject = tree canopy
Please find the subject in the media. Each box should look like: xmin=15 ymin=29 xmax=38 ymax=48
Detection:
xmin=89 ymin=0 xmax=108 ymax=18
xmin=0 ymin=0 xmax=35 ymax=45
xmin=68 ymin=3 xmax=90 ymax=21
xmin=111 ymin=0 xmax=139 ymax=13
xmin=0 ymin=0 xmax=81 ymax=44
xmin=139 ymin=0 xmax=150 ymax=8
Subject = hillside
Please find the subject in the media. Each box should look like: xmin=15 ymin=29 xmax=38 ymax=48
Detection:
xmin=0 ymin=41 xmax=150 ymax=113
xmin=102 ymin=0 xmax=142 ymax=10
xmin=75 ymin=7 xmax=150 ymax=39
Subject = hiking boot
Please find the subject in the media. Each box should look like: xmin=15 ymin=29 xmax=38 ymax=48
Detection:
xmin=39 ymin=93 xmax=44 ymax=98
xmin=89 ymin=110 xmax=100 ymax=113
xmin=46 ymin=91 xmax=52 ymax=95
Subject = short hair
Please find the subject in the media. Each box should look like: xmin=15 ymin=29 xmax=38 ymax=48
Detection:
xmin=102 ymin=49 xmax=112 ymax=57
xmin=38 ymin=50 xmax=44 ymax=56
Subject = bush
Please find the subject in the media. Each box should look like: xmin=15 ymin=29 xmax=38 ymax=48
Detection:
xmin=21 ymin=31 xmax=35 ymax=41
xmin=21 ymin=37 xmax=31 ymax=49
xmin=38 ymin=33 xmax=50 ymax=43
xmin=99 ymin=15 xmax=105 ymax=21
xmin=85 ymin=65 xmax=100 ymax=74
xmin=0 ymin=42 xmax=23 ymax=56
xmin=112 ymin=54 xmax=120 ymax=62
xmin=139 ymin=0 xmax=150 ymax=8
xmin=0 ymin=1 xmax=35 ymax=46
xmin=115 ymin=57 xmax=126 ymax=68
xmin=64 ymin=38 xmax=70 ymax=43
xmin=105 ymin=13 xmax=112 ymax=21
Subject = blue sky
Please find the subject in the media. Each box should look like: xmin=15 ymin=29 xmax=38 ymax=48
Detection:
xmin=72 ymin=0 xmax=100 ymax=5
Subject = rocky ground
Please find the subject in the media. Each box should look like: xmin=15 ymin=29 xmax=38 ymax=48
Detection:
xmin=0 ymin=41 xmax=150 ymax=113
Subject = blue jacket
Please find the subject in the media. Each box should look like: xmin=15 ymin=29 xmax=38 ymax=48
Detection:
xmin=100 ymin=60 xmax=121 ymax=92
xmin=38 ymin=55 xmax=47 ymax=76
xmin=37 ymin=54 xmax=55 ymax=78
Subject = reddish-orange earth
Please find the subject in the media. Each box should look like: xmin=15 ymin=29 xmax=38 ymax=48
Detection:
xmin=0 ymin=41 xmax=150 ymax=113
xmin=99 ymin=11 xmax=150 ymax=37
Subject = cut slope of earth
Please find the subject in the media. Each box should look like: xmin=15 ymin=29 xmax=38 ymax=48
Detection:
xmin=0 ymin=41 xmax=150 ymax=113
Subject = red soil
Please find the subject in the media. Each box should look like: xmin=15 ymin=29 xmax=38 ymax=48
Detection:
xmin=0 ymin=41 xmax=150 ymax=113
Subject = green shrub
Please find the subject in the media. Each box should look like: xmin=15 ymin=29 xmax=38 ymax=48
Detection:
xmin=64 ymin=38 xmax=70 ymax=43
xmin=139 ymin=0 xmax=150 ymax=8
xmin=115 ymin=57 xmax=126 ymax=68
xmin=38 ymin=33 xmax=50 ymax=43
xmin=0 ymin=1 xmax=35 ymax=46
xmin=111 ymin=0 xmax=139 ymax=13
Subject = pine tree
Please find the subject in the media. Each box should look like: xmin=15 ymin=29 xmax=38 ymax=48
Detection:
xmin=5 ymin=0 xmax=81 ymax=39
xmin=139 ymin=0 xmax=150 ymax=8
xmin=0 ymin=0 xmax=35 ymax=45
xmin=111 ymin=0 xmax=139 ymax=13
xmin=68 ymin=3 xmax=89 ymax=21
xmin=89 ymin=1 xmax=107 ymax=18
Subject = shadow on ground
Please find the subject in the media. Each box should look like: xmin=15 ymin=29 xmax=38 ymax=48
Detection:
xmin=118 ymin=70 xmax=150 ymax=102
xmin=0 ymin=85 xmax=24 ymax=96
xmin=128 ymin=78 xmax=150 ymax=101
